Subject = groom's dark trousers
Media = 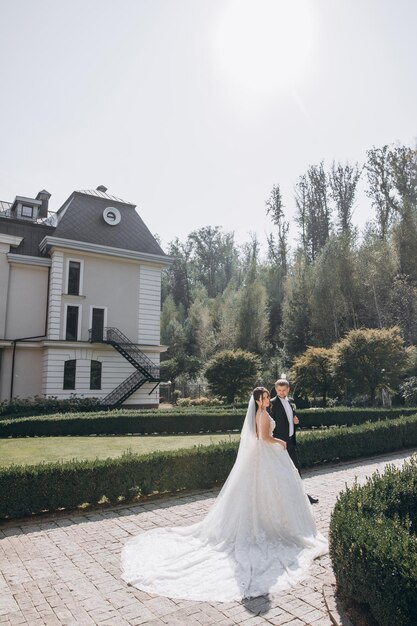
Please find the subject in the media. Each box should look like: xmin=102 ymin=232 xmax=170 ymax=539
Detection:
xmin=269 ymin=395 xmax=301 ymax=475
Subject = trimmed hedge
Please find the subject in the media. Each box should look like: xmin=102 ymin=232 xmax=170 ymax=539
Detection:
xmin=0 ymin=395 xmax=102 ymax=418
xmin=0 ymin=443 xmax=238 ymax=520
xmin=1 ymin=413 xmax=417 ymax=520
xmin=2 ymin=406 xmax=417 ymax=438
xmin=330 ymin=456 xmax=417 ymax=626
xmin=297 ymin=412 xmax=417 ymax=466
xmin=298 ymin=406 xmax=417 ymax=428
xmin=0 ymin=409 xmax=246 ymax=437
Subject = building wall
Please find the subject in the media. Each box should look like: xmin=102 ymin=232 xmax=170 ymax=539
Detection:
xmin=0 ymin=243 xmax=11 ymax=339
xmin=0 ymin=246 xmax=164 ymax=405
xmin=138 ymin=265 xmax=161 ymax=345
xmin=47 ymin=250 xmax=64 ymax=340
xmin=5 ymin=263 xmax=49 ymax=339
xmin=53 ymin=251 xmax=162 ymax=344
xmin=42 ymin=344 xmax=159 ymax=405
xmin=0 ymin=346 xmax=43 ymax=402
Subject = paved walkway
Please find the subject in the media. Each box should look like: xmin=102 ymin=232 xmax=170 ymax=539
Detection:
xmin=1 ymin=449 xmax=416 ymax=626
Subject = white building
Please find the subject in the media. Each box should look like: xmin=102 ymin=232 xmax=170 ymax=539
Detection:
xmin=0 ymin=186 xmax=172 ymax=408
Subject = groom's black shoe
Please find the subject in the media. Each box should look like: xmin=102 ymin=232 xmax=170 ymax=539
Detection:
xmin=308 ymin=494 xmax=319 ymax=504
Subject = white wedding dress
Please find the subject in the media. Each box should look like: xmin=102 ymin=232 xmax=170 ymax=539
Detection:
xmin=121 ymin=397 xmax=328 ymax=602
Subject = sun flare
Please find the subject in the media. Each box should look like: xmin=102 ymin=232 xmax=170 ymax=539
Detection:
xmin=213 ymin=0 xmax=315 ymax=97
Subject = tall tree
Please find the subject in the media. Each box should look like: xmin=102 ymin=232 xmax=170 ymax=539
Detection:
xmin=355 ymin=232 xmax=396 ymax=329
xmin=266 ymin=265 xmax=285 ymax=349
xmin=266 ymin=184 xmax=289 ymax=273
xmin=305 ymin=162 xmax=332 ymax=261
xmin=160 ymin=295 xmax=186 ymax=358
xmin=329 ymin=161 xmax=361 ymax=235
xmin=389 ymin=145 xmax=417 ymax=212
xmin=387 ymin=274 xmax=417 ymax=346
xmin=188 ymin=226 xmax=238 ymax=298
xmin=295 ymin=174 xmax=309 ymax=253
xmin=185 ymin=288 xmax=215 ymax=360
xmin=295 ymin=163 xmax=332 ymax=262
xmin=310 ymin=235 xmax=358 ymax=346
xmin=365 ymin=146 xmax=397 ymax=240
xmin=265 ymin=184 xmax=289 ymax=347
xmin=165 ymin=238 xmax=192 ymax=312
xmin=389 ymin=146 xmax=417 ymax=280
xmin=213 ymin=287 xmax=240 ymax=351
xmin=281 ymin=253 xmax=312 ymax=359
xmin=236 ymin=259 xmax=269 ymax=356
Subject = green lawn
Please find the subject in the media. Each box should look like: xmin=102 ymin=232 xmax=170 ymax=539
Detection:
xmin=0 ymin=433 xmax=241 ymax=468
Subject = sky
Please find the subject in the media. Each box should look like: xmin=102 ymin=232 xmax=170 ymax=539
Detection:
xmin=1 ymin=0 xmax=416 ymax=253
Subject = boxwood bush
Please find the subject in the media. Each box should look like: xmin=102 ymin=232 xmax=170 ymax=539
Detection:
xmin=0 ymin=443 xmax=238 ymax=520
xmin=0 ymin=395 xmax=102 ymax=418
xmin=330 ymin=456 xmax=417 ymax=626
xmin=1 ymin=413 xmax=417 ymax=520
xmin=2 ymin=406 xmax=417 ymax=438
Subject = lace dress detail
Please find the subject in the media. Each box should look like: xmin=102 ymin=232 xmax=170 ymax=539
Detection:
xmin=122 ymin=407 xmax=327 ymax=602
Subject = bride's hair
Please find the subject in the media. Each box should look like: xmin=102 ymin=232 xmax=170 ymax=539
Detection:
xmin=253 ymin=386 xmax=269 ymax=406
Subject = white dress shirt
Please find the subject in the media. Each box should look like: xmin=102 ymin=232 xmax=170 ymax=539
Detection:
xmin=279 ymin=396 xmax=294 ymax=437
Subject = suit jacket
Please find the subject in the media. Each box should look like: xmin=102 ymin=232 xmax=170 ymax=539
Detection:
xmin=269 ymin=395 xmax=297 ymax=445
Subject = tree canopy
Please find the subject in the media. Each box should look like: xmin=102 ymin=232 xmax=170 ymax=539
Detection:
xmin=159 ymin=140 xmax=417 ymax=405
xmin=204 ymin=350 xmax=259 ymax=403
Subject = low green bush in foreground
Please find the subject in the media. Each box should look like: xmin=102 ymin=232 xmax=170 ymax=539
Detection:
xmin=1 ymin=413 xmax=417 ymax=520
xmin=330 ymin=455 xmax=417 ymax=626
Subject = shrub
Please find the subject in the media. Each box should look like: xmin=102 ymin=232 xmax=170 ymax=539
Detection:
xmin=2 ymin=413 xmax=417 ymax=520
xmin=176 ymin=397 xmax=224 ymax=407
xmin=399 ymin=377 xmax=417 ymax=406
xmin=0 ymin=395 xmax=102 ymax=419
xmin=0 ymin=408 xmax=247 ymax=437
xmin=330 ymin=456 xmax=417 ymax=626
xmin=2 ymin=406 xmax=417 ymax=438
xmin=297 ymin=413 xmax=417 ymax=467
xmin=334 ymin=327 xmax=408 ymax=404
xmin=205 ymin=350 xmax=259 ymax=403
xmin=0 ymin=443 xmax=238 ymax=520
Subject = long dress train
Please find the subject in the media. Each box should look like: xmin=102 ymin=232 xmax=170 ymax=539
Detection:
xmin=121 ymin=399 xmax=327 ymax=602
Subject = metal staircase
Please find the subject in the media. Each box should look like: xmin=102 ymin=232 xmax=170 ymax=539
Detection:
xmin=89 ymin=327 xmax=160 ymax=406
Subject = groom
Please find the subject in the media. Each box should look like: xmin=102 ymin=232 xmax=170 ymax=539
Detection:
xmin=269 ymin=378 xmax=318 ymax=504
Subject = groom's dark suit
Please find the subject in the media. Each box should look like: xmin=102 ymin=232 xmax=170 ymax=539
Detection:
xmin=269 ymin=395 xmax=301 ymax=474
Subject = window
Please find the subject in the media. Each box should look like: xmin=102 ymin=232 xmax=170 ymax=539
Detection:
xmin=68 ymin=261 xmax=81 ymax=295
xmin=63 ymin=360 xmax=76 ymax=390
xmin=21 ymin=205 xmax=33 ymax=218
xmin=65 ymin=306 xmax=79 ymax=341
xmin=91 ymin=308 xmax=105 ymax=342
xmin=90 ymin=360 xmax=102 ymax=390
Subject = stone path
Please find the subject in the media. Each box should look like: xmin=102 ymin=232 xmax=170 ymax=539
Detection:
xmin=1 ymin=448 xmax=416 ymax=626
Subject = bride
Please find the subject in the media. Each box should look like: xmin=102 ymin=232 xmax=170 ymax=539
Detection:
xmin=121 ymin=387 xmax=328 ymax=602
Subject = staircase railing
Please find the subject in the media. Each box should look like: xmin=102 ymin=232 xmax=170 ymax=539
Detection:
xmin=88 ymin=327 xmax=160 ymax=379
xmin=101 ymin=371 xmax=147 ymax=407
xmin=88 ymin=326 xmax=160 ymax=406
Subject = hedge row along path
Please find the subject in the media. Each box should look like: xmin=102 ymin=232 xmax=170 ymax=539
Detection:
xmin=0 ymin=448 xmax=415 ymax=626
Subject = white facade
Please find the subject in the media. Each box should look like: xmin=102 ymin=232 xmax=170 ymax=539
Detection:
xmin=0 ymin=188 xmax=171 ymax=407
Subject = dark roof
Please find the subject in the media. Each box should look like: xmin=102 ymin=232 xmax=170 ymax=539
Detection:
xmin=70 ymin=188 xmax=134 ymax=206
xmin=53 ymin=191 xmax=165 ymax=256
xmin=0 ymin=200 xmax=12 ymax=215
xmin=0 ymin=189 xmax=166 ymax=259
xmin=0 ymin=217 xmax=55 ymax=256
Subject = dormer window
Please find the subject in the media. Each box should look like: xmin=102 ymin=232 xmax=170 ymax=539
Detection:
xmin=21 ymin=205 xmax=34 ymax=218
